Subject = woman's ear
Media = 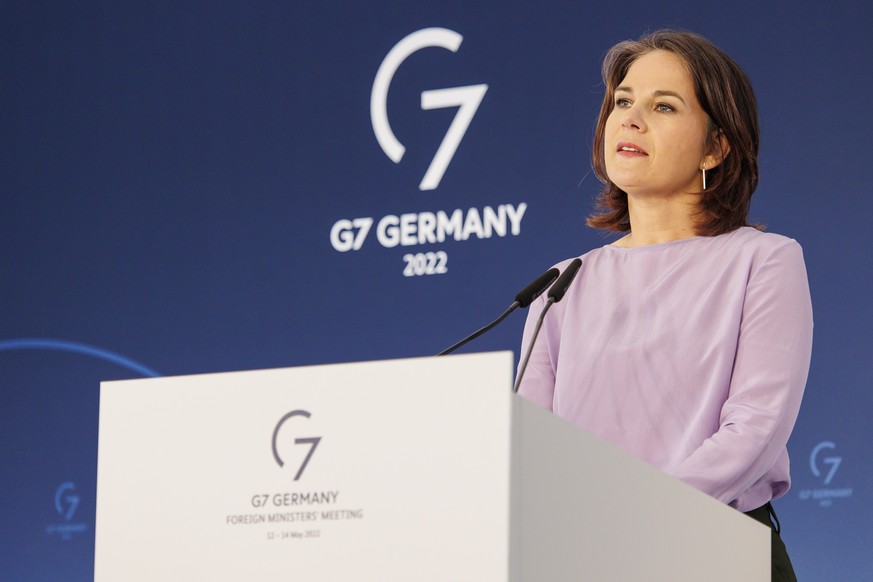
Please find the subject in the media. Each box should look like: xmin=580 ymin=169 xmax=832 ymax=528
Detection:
xmin=703 ymin=129 xmax=731 ymax=170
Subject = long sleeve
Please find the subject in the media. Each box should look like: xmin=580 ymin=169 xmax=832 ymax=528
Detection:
xmin=670 ymin=240 xmax=813 ymax=509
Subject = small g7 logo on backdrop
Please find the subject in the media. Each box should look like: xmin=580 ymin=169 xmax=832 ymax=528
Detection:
xmin=46 ymin=482 xmax=87 ymax=540
xmin=371 ymin=27 xmax=488 ymax=191
xmin=55 ymin=482 xmax=80 ymax=521
xmin=271 ymin=410 xmax=321 ymax=481
xmin=810 ymin=441 xmax=842 ymax=485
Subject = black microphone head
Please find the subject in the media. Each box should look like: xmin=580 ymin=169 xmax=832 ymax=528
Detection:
xmin=514 ymin=267 xmax=560 ymax=308
xmin=547 ymin=258 xmax=582 ymax=303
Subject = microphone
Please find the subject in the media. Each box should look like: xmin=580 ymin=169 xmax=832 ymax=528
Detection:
xmin=546 ymin=258 xmax=582 ymax=303
xmin=437 ymin=267 xmax=559 ymax=356
xmin=515 ymin=267 xmax=562 ymax=308
xmin=513 ymin=258 xmax=582 ymax=393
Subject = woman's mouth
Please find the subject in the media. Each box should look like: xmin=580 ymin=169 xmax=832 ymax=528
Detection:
xmin=616 ymin=141 xmax=648 ymax=155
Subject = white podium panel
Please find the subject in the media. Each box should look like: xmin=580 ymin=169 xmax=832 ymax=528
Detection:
xmin=96 ymin=353 xmax=514 ymax=582
xmin=95 ymin=351 xmax=769 ymax=581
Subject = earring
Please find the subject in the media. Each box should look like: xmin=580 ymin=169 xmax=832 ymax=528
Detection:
xmin=702 ymin=163 xmax=707 ymax=191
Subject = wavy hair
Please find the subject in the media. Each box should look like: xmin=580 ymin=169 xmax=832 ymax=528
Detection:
xmin=587 ymin=30 xmax=760 ymax=236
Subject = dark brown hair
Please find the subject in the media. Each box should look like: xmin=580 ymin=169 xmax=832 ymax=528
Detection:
xmin=587 ymin=30 xmax=760 ymax=236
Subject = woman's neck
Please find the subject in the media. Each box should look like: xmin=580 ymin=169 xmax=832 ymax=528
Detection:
xmin=614 ymin=192 xmax=700 ymax=248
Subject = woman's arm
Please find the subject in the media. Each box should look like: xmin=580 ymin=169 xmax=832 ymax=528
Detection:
xmin=515 ymin=291 xmax=559 ymax=410
xmin=671 ymin=239 xmax=813 ymax=508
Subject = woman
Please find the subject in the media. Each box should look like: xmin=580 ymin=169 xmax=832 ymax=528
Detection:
xmin=517 ymin=30 xmax=812 ymax=581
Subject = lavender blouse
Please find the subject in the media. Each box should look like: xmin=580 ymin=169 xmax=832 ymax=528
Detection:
xmin=517 ymin=227 xmax=813 ymax=512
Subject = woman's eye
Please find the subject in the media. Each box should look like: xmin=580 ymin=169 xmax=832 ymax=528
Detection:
xmin=615 ymin=98 xmax=631 ymax=108
xmin=656 ymin=103 xmax=675 ymax=113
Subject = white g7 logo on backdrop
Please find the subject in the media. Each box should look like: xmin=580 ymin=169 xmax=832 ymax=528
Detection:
xmin=370 ymin=27 xmax=488 ymax=191
xmin=810 ymin=441 xmax=842 ymax=485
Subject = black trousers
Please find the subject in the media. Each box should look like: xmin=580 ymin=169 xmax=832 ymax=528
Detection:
xmin=743 ymin=503 xmax=798 ymax=582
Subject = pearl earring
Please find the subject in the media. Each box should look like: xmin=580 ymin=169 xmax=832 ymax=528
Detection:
xmin=702 ymin=163 xmax=707 ymax=191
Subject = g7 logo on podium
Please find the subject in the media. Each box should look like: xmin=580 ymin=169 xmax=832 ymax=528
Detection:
xmin=371 ymin=27 xmax=488 ymax=191
xmin=271 ymin=410 xmax=321 ymax=481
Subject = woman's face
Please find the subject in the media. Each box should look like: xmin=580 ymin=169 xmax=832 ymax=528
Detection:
xmin=604 ymin=50 xmax=714 ymax=199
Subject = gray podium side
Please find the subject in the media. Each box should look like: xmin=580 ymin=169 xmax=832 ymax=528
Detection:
xmin=95 ymin=351 xmax=768 ymax=581
xmin=511 ymin=395 xmax=769 ymax=581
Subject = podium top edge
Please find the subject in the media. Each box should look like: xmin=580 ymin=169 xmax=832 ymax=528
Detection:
xmin=100 ymin=350 xmax=516 ymax=387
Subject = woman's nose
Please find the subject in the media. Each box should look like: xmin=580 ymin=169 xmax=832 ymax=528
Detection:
xmin=620 ymin=105 xmax=646 ymax=131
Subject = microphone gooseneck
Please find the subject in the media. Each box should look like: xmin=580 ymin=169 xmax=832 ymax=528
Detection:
xmin=437 ymin=267 xmax=559 ymax=356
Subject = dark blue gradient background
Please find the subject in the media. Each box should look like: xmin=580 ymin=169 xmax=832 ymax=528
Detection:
xmin=2 ymin=1 xmax=871 ymax=579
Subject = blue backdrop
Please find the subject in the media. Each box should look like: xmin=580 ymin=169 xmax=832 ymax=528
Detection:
xmin=2 ymin=1 xmax=871 ymax=579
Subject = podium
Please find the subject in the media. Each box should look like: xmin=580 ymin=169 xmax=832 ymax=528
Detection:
xmin=94 ymin=351 xmax=769 ymax=581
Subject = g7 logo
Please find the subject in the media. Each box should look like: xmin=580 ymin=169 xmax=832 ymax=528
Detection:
xmin=810 ymin=441 xmax=842 ymax=485
xmin=271 ymin=410 xmax=321 ymax=481
xmin=370 ymin=27 xmax=488 ymax=191
xmin=55 ymin=482 xmax=80 ymax=521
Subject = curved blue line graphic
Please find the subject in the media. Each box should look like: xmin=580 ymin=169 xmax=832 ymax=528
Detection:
xmin=0 ymin=338 xmax=160 ymax=377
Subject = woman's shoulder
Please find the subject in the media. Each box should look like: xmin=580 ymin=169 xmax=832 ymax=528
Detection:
xmin=723 ymin=226 xmax=800 ymax=248
xmin=710 ymin=227 xmax=809 ymax=282
xmin=719 ymin=226 xmax=805 ymax=260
